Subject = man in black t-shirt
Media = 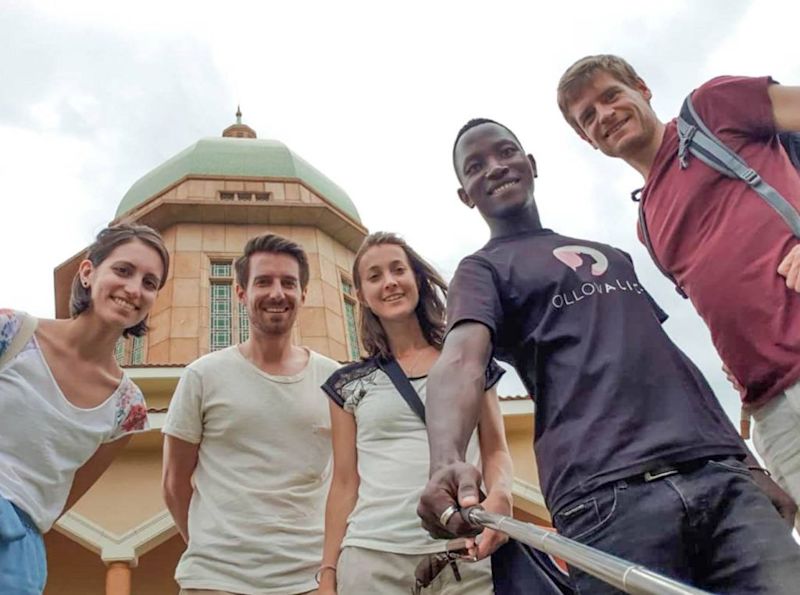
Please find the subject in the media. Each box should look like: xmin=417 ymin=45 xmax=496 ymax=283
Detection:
xmin=417 ymin=119 xmax=800 ymax=593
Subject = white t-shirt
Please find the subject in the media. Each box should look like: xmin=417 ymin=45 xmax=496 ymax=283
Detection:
xmin=322 ymin=358 xmax=503 ymax=555
xmin=0 ymin=310 xmax=150 ymax=532
xmin=163 ymin=345 xmax=340 ymax=595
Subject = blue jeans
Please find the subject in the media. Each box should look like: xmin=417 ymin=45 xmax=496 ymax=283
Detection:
xmin=552 ymin=457 xmax=800 ymax=594
xmin=0 ymin=497 xmax=46 ymax=595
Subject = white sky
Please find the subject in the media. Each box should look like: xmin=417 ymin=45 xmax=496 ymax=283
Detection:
xmin=2 ymin=0 xmax=799 ymax=424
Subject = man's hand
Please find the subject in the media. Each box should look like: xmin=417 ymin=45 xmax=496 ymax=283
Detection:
xmin=750 ymin=467 xmax=798 ymax=527
xmin=418 ymin=462 xmax=483 ymax=539
xmin=778 ymin=245 xmax=800 ymax=292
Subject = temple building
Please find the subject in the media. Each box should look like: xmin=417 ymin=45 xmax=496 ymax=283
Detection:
xmin=43 ymin=112 xmax=546 ymax=594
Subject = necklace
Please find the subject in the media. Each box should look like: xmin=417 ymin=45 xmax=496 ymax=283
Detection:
xmin=398 ymin=345 xmax=431 ymax=378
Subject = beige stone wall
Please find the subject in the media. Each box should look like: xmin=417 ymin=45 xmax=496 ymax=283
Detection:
xmin=145 ymin=222 xmax=358 ymax=365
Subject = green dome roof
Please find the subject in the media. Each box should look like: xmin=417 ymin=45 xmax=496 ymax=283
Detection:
xmin=116 ymin=137 xmax=360 ymax=222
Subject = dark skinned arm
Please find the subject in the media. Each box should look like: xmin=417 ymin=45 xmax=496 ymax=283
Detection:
xmin=418 ymin=321 xmax=494 ymax=539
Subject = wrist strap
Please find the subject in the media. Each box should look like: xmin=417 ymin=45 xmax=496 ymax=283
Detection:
xmin=747 ymin=466 xmax=772 ymax=477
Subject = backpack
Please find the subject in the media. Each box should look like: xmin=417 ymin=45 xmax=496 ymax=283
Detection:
xmin=635 ymin=92 xmax=800 ymax=298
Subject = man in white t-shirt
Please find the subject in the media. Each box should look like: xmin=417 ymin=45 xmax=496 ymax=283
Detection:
xmin=162 ymin=234 xmax=340 ymax=595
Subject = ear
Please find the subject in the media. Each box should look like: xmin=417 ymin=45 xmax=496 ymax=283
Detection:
xmin=527 ymin=154 xmax=538 ymax=178
xmin=300 ymin=286 xmax=307 ymax=305
xmin=457 ymin=188 xmax=474 ymax=209
xmin=634 ymin=78 xmax=653 ymax=102
xmin=77 ymin=259 xmax=94 ymax=288
xmin=235 ymin=282 xmax=246 ymax=303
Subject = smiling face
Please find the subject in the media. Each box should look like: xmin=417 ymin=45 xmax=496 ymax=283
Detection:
xmin=78 ymin=239 xmax=164 ymax=331
xmin=237 ymin=252 xmax=306 ymax=337
xmin=356 ymin=243 xmax=420 ymax=325
xmin=454 ymin=122 xmax=538 ymax=223
xmin=565 ymin=70 xmax=659 ymax=159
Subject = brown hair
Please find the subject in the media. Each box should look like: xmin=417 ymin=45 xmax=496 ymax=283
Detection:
xmin=70 ymin=224 xmax=170 ymax=338
xmin=557 ymin=54 xmax=645 ymax=130
xmin=352 ymin=232 xmax=447 ymax=359
xmin=235 ymin=233 xmax=310 ymax=290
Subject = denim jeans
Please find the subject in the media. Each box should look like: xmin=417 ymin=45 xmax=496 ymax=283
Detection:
xmin=552 ymin=457 xmax=800 ymax=594
xmin=0 ymin=497 xmax=46 ymax=595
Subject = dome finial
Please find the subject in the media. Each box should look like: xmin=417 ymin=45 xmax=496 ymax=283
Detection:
xmin=222 ymin=106 xmax=257 ymax=139
xmin=236 ymin=105 xmax=242 ymax=124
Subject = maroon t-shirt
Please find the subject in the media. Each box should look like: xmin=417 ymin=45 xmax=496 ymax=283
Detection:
xmin=641 ymin=76 xmax=800 ymax=406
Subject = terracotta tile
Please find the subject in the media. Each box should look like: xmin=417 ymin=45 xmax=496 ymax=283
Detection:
xmin=308 ymin=256 xmax=321 ymax=280
xmin=169 ymin=338 xmax=198 ymax=364
xmin=265 ymin=182 xmax=285 ymax=201
xmin=175 ymin=224 xmax=202 ymax=251
xmin=173 ymin=252 xmax=202 ymax=279
xmin=328 ymin=339 xmax=348 ymax=362
xmin=202 ymin=180 xmax=219 ymax=198
xmin=299 ymin=185 xmax=311 ymax=203
xmin=176 ymin=182 xmax=189 ymax=200
xmin=334 ymin=243 xmax=354 ymax=271
xmin=173 ymin=278 xmax=200 ymax=307
xmin=225 ymin=225 xmax=249 ymax=253
xmin=316 ymin=230 xmax=335 ymax=261
xmin=291 ymin=226 xmax=318 ymax=253
xmin=299 ymin=307 xmax=327 ymax=337
xmin=303 ymin=337 xmax=330 ymax=357
xmin=170 ymin=307 xmax=200 ymax=338
xmin=202 ymin=225 xmax=226 ymax=251
xmin=319 ymin=256 xmax=338 ymax=286
xmin=322 ymin=281 xmax=342 ymax=315
xmin=147 ymin=340 xmax=170 ymax=364
xmin=325 ymin=311 xmax=346 ymax=345
xmin=224 ymin=180 xmax=245 ymax=191
xmin=186 ymin=180 xmax=206 ymax=199
xmin=304 ymin=280 xmax=324 ymax=308
xmin=148 ymin=310 xmax=171 ymax=345
xmin=151 ymin=279 xmax=173 ymax=315
xmin=245 ymin=181 xmax=264 ymax=192
xmin=285 ymin=183 xmax=301 ymax=202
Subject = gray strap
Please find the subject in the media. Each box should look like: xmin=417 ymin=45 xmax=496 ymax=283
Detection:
xmin=680 ymin=96 xmax=800 ymax=237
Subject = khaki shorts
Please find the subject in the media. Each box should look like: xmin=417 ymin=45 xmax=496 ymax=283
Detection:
xmin=336 ymin=545 xmax=493 ymax=594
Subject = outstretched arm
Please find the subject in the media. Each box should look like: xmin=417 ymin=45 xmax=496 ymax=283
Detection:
xmin=63 ymin=436 xmax=132 ymax=513
xmin=418 ymin=321 xmax=493 ymax=539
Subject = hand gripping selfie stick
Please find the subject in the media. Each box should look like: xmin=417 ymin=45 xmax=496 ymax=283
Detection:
xmin=460 ymin=506 xmax=710 ymax=595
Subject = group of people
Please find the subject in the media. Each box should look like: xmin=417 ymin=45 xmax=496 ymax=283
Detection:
xmin=1 ymin=53 xmax=800 ymax=595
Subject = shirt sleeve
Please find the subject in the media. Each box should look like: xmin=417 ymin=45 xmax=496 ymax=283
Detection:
xmin=108 ymin=379 xmax=150 ymax=442
xmin=693 ymin=76 xmax=778 ymax=139
xmin=446 ymin=256 xmax=504 ymax=341
xmin=484 ymin=359 xmax=505 ymax=390
xmin=0 ymin=309 xmax=22 ymax=361
xmin=162 ymin=367 xmax=204 ymax=444
xmin=321 ymin=368 xmax=347 ymax=409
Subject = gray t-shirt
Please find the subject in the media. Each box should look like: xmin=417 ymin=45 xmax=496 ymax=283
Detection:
xmin=163 ymin=346 xmax=340 ymax=595
xmin=323 ymin=357 xmax=502 ymax=554
xmin=447 ymin=229 xmax=745 ymax=514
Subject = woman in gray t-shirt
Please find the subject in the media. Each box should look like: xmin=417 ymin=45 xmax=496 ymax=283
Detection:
xmin=319 ymin=232 xmax=512 ymax=595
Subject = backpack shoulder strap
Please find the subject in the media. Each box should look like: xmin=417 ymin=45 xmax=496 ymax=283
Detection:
xmin=677 ymin=93 xmax=800 ymax=237
xmin=378 ymin=356 xmax=426 ymax=424
xmin=0 ymin=312 xmax=38 ymax=370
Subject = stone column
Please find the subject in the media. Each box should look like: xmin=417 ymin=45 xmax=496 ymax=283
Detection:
xmin=105 ymin=561 xmax=132 ymax=595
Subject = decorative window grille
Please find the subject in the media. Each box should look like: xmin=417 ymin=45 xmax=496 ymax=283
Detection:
xmin=114 ymin=337 xmax=128 ymax=364
xmin=131 ymin=335 xmax=145 ymax=365
xmin=341 ymin=276 xmax=360 ymax=361
xmin=209 ymin=259 xmax=250 ymax=351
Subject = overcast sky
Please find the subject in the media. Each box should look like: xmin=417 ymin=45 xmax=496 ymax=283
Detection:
xmin=2 ymin=0 xmax=798 ymax=423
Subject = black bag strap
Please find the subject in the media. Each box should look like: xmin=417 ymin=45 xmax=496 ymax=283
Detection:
xmin=378 ymin=356 xmax=426 ymax=424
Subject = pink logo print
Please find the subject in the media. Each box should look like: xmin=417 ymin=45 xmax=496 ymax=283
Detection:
xmin=553 ymin=245 xmax=609 ymax=276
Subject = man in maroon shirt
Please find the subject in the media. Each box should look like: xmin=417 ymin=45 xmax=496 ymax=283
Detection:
xmin=557 ymin=55 xmax=800 ymax=526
